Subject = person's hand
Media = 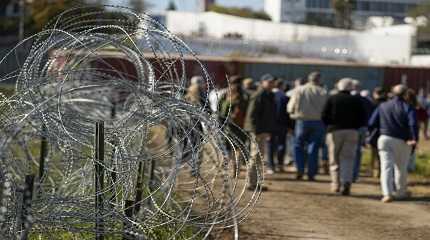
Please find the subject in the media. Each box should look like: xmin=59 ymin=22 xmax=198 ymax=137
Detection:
xmin=406 ymin=140 xmax=417 ymax=146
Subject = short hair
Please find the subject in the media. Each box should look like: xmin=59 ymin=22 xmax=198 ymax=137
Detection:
xmin=274 ymin=79 xmax=284 ymax=89
xmin=229 ymin=75 xmax=243 ymax=85
xmin=392 ymin=84 xmax=408 ymax=97
xmin=337 ymin=78 xmax=353 ymax=91
xmin=190 ymin=75 xmax=204 ymax=85
xmin=308 ymin=72 xmax=321 ymax=83
xmin=260 ymin=73 xmax=275 ymax=82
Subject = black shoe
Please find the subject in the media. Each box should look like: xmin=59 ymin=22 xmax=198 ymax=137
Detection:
xmin=247 ymin=185 xmax=268 ymax=192
xmin=296 ymin=173 xmax=303 ymax=180
xmin=308 ymin=176 xmax=316 ymax=182
xmin=341 ymin=183 xmax=351 ymax=196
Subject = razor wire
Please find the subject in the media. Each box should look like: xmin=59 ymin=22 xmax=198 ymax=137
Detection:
xmin=0 ymin=5 xmax=263 ymax=240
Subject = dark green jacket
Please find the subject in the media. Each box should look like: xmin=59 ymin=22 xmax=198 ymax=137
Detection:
xmin=244 ymin=89 xmax=277 ymax=134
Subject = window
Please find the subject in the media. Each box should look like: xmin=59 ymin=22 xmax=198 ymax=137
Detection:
xmin=306 ymin=0 xmax=331 ymax=9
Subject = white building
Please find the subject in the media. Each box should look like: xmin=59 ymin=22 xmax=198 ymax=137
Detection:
xmin=264 ymin=0 xmax=425 ymax=27
xmin=164 ymin=11 xmax=417 ymax=64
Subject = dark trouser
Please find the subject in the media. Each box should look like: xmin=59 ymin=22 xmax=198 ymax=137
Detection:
xmin=266 ymin=129 xmax=287 ymax=170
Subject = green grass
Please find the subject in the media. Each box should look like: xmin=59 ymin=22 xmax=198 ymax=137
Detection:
xmin=361 ymin=148 xmax=430 ymax=178
xmin=414 ymin=152 xmax=430 ymax=178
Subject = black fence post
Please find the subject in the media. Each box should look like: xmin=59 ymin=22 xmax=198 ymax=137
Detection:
xmin=19 ymin=174 xmax=34 ymax=240
xmin=39 ymin=126 xmax=48 ymax=185
xmin=95 ymin=121 xmax=105 ymax=240
xmin=122 ymin=200 xmax=134 ymax=240
xmin=134 ymin=162 xmax=145 ymax=214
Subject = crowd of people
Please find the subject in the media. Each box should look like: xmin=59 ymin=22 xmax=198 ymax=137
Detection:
xmin=185 ymin=72 xmax=425 ymax=203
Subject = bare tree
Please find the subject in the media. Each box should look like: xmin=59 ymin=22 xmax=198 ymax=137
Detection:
xmin=331 ymin=0 xmax=355 ymax=29
xmin=129 ymin=0 xmax=146 ymax=14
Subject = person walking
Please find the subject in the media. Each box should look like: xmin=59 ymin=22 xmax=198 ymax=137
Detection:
xmin=266 ymin=79 xmax=291 ymax=173
xmin=368 ymin=87 xmax=387 ymax=178
xmin=350 ymin=80 xmax=375 ymax=182
xmin=322 ymin=79 xmax=367 ymax=195
xmin=287 ymin=72 xmax=327 ymax=181
xmin=368 ymin=84 xmax=418 ymax=203
xmin=244 ymin=74 xmax=277 ymax=191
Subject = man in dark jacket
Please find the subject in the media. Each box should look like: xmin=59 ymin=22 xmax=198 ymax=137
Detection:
xmin=266 ymin=79 xmax=291 ymax=173
xmin=322 ymin=78 xmax=367 ymax=195
xmin=368 ymin=84 xmax=418 ymax=203
xmin=244 ymin=74 xmax=277 ymax=191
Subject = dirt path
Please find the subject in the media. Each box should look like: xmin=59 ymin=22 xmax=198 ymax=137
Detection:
xmin=238 ymin=171 xmax=430 ymax=240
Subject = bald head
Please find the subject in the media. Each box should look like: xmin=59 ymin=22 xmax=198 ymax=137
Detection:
xmin=392 ymin=84 xmax=408 ymax=97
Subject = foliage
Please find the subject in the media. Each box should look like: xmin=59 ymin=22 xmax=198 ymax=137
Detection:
xmin=167 ymin=0 xmax=177 ymax=11
xmin=409 ymin=1 xmax=430 ymax=18
xmin=29 ymin=0 xmax=85 ymax=31
xmin=331 ymin=0 xmax=355 ymax=29
xmin=129 ymin=0 xmax=147 ymax=13
xmin=408 ymin=2 xmax=430 ymax=36
xmin=208 ymin=4 xmax=271 ymax=21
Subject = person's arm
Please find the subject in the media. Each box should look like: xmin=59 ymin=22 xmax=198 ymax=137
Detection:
xmin=321 ymin=97 xmax=332 ymax=126
xmin=358 ymin=98 xmax=368 ymax=128
xmin=407 ymin=106 xmax=419 ymax=142
xmin=368 ymin=107 xmax=380 ymax=130
xmin=287 ymin=90 xmax=298 ymax=114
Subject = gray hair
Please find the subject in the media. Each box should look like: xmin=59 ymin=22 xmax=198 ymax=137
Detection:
xmin=308 ymin=72 xmax=321 ymax=83
xmin=337 ymin=78 xmax=354 ymax=91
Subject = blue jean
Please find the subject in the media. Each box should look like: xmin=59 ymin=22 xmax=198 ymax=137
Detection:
xmin=266 ymin=129 xmax=287 ymax=170
xmin=353 ymin=127 xmax=367 ymax=181
xmin=294 ymin=120 xmax=325 ymax=177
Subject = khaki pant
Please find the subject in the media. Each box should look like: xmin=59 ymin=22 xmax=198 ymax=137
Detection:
xmin=327 ymin=130 xmax=359 ymax=189
xmin=378 ymin=135 xmax=411 ymax=197
xmin=248 ymin=133 xmax=270 ymax=188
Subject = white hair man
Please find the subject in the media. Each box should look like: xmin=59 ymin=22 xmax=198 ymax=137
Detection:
xmin=321 ymin=78 xmax=367 ymax=195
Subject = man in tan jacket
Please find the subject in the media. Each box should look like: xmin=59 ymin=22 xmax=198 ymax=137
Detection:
xmin=287 ymin=72 xmax=327 ymax=180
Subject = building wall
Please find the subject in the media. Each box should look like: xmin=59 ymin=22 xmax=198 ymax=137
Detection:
xmin=265 ymin=0 xmax=424 ymax=27
xmin=165 ymin=11 xmax=416 ymax=64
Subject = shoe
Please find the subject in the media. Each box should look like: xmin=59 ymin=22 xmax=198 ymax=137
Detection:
xmin=308 ymin=176 xmax=316 ymax=182
xmin=381 ymin=195 xmax=393 ymax=203
xmin=296 ymin=173 xmax=303 ymax=180
xmin=266 ymin=169 xmax=275 ymax=175
xmin=322 ymin=162 xmax=329 ymax=175
xmin=341 ymin=183 xmax=351 ymax=196
xmin=247 ymin=185 xmax=268 ymax=192
xmin=396 ymin=191 xmax=412 ymax=200
xmin=331 ymin=185 xmax=340 ymax=193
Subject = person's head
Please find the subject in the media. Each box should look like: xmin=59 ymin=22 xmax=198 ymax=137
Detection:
xmin=293 ymin=78 xmax=305 ymax=88
xmin=373 ymin=87 xmax=386 ymax=100
xmin=360 ymin=90 xmax=370 ymax=98
xmin=351 ymin=79 xmax=361 ymax=91
xmin=242 ymin=78 xmax=255 ymax=90
xmin=260 ymin=74 xmax=275 ymax=90
xmin=336 ymin=78 xmax=354 ymax=92
xmin=190 ymin=75 xmax=204 ymax=86
xmin=392 ymin=84 xmax=408 ymax=99
xmin=274 ymin=79 xmax=285 ymax=90
xmin=229 ymin=75 xmax=243 ymax=85
xmin=308 ymin=72 xmax=321 ymax=84
xmin=404 ymin=88 xmax=417 ymax=107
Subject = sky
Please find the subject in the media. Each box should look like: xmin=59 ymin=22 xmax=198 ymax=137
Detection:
xmin=110 ymin=0 xmax=264 ymax=12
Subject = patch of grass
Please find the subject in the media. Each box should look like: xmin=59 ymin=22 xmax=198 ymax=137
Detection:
xmin=414 ymin=152 xmax=430 ymax=177
xmin=0 ymin=84 xmax=15 ymax=97
xmin=361 ymin=147 xmax=430 ymax=178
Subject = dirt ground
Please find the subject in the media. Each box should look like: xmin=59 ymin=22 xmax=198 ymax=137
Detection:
xmin=238 ymin=170 xmax=430 ymax=240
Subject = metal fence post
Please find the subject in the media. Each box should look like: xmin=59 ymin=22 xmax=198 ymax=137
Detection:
xmin=95 ymin=121 xmax=105 ymax=240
